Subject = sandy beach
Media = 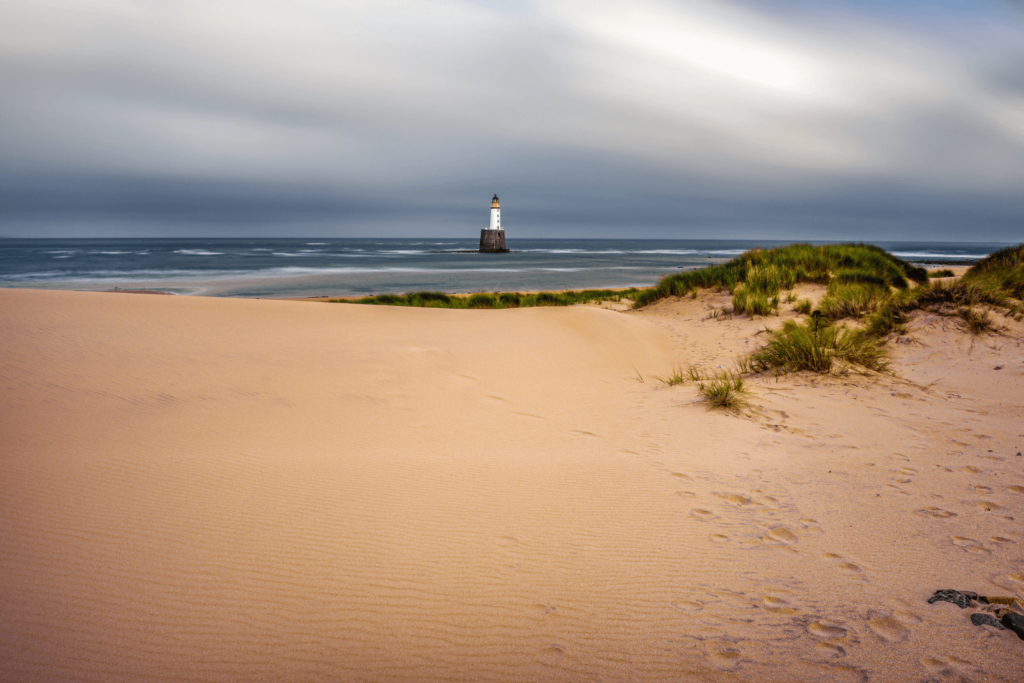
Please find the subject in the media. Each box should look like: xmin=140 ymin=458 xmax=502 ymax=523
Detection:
xmin=1 ymin=286 xmax=1022 ymax=681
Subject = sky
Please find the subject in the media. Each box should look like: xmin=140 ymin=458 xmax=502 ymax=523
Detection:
xmin=1 ymin=0 xmax=1022 ymax=240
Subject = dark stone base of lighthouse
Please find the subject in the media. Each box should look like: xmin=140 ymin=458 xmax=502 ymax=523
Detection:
xmin=479 ymin=229 xmax=509 ymax=253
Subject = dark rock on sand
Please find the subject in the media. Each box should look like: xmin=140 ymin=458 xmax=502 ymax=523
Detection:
xmin=971 ymin=613 xmax=1006 ymax=629
xmin=928 ymin=589 xmax=979 ymax=609
xmin=1000 ymin=612 xmax=1024 ymax=640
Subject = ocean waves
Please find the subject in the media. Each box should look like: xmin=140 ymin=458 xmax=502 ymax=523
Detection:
xmin=1 ymin=237 xmax=1008 ymax=298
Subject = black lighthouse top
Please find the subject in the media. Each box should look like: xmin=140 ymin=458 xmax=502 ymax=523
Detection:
xmin=492 ymin=194 xmax=499 ymax=203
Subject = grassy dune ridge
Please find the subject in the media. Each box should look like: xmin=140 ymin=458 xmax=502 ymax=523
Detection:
xmin=330 ymin=243 xmax=1024 ymax=387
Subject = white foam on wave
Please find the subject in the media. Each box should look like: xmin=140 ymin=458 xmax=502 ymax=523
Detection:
xmin=3 ymin=263 xmax=649 ymax=283
xmin=890 ymin=251 xmax=982 ymax=259
xmin=174 ymin=249 xmax=224 ymax=256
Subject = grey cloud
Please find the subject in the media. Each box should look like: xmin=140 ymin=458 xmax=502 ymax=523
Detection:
xmin=0 ymin=0 xmax=1022 ymax=238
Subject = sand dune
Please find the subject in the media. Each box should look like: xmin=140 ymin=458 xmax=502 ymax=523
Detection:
xmin=1 ymin=288 xmax=1022 ymax=681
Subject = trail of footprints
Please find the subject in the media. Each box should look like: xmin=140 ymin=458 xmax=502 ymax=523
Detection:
xmin=661 ymin=466 xmax=1006 ymax=677
xmin=671 ymin=468 xmax=825 ymax=554
xmin=661 ymin=449 xmax=1024 ymax=676
xmin=898 ymin=450 xmax=1023 ymax=557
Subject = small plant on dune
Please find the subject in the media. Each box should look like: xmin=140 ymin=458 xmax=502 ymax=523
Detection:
xmin=499 ymin=292 xmax=522 ymax=307
xmin=406 ymin=291 xmax=451 ymax=306
xmin=785 ymin=290 xmax=797 ymax=303
xmin=533 ymin=292 xmax=565 ymax=306
xmin=698 ymin=372 xmax=749 ymax=409
xmin=366 ymin=294 xmax=403 ymax=305
xmin=732 ymin=286 xmax=776 ymax=317
xmin=748 ymin=318 xmax=888 ymax=376
xmin=929 ymin=269 xmax=955 ymax=278
xmin=467 ymin=293 xmax=497 ymax=308
xmin=793 ymin=298 xmax=813 ymax=315
xmin=658 ymin=366 xmax=689 ymax=386
xmin=959 ymin=307 xmax=996 ymax=335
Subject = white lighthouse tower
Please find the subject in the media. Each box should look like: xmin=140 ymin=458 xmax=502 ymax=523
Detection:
xmin=479 ymin=193 xmax=508 ymax=252
xmin=489 ymin=194 xmax=501 ymax=231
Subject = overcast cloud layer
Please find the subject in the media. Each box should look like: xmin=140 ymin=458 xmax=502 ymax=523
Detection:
xmin=1 ymin=0 xmax=1022 ymax=239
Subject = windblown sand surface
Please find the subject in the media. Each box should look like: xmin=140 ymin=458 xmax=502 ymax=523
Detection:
xmin=2 ymin=288 xmax=1022 ymax=681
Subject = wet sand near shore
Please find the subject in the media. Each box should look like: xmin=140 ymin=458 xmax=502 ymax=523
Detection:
xmin=1 ymin=286 xmax=1021 ymax=681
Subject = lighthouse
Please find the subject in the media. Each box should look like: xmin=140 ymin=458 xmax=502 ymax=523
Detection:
xmin=479 ymin=194 xmax=509 ymax=253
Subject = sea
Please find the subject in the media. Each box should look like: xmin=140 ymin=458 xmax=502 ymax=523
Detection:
xmin=0 ymin=238 xmax=1010 ymax=299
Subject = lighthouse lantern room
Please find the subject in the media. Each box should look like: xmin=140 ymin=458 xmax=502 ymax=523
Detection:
xmin=479 ymin=194 xmax=509 ymax=253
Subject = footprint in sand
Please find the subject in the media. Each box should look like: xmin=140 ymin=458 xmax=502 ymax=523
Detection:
xmin=766 ymin=527 xmax=798 ymax=544
xmin=962 ymin=466 xmax=983 ymax=474
xmin=713 ymin=492 xmax=756 ymax=506
xmin=540 ymin=645 xmax=566 ymax=661
xmin=808 ymin=622 xmax=847 ymax=639
xmin=1008 ymin=571 xmax=1024 ymax=586
xmin=867 ymin=617 xmax=910 ymax=643
xmin=916 ymin=507 xmax=957 ymax=518
xmin=671 ymin=472 xmax=694 ymax=481
xmin=528 ymin=604 xmax=557 ymax=617
xmin=691 ymin=509 xmax=719 ymax=521
xmin=671 ymin=600 xmax=704 ymax=612
xmin=709 ymin=534 xmax=731 ymax=543
xmin=989 ymin=536 xmax=1014 ymax=543
xmin=800 ymin=518 xmax=825 ymax=535
xmin=1007 ymin=485 xmax=1024 ymax=494
xmin=973 ymin=484 xmax=993 ymax=493
xmin=822 ymin=553 xmax=866 ymax=576
xmin=951 ymin=536 xmax=992 ymax=554
xmin=920 ymin=658 xmax=955 ymax=677
xmin=676 ymin=491 xmax=697 ymax=498
xmin=763 ymin=596 xmax=800 ymax=615
xmin=975 ymin=501 xmax=1001 ymax=512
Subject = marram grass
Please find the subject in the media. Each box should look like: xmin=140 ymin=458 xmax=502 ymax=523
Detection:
xmin=633 ymin=243 xmax=926 ymax=308
xmin=698 ymin=372 xmax=750 ymax=409
xmin=747 ymin=319 xmax=889 ymax=376
xmin=331 ymin=288 xmax=643 ymax=309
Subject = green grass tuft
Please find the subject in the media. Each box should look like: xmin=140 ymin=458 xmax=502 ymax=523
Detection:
xmin=819 ymin=281 xmax=891 ymax=321
xmin=466 ymin=293 xmax=498 ymax=308
xmin=928 ymin=269 xmax=955 ymax=278
xmin=657 ymin=366 xmax=690 ymax=386
xmin=698 ymin=372 xmax=750 ymax=409
xmin=748 ymin=319 xmax=889 ymax=376
xmin=959 ymin=306 xmax=996 ymax=335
